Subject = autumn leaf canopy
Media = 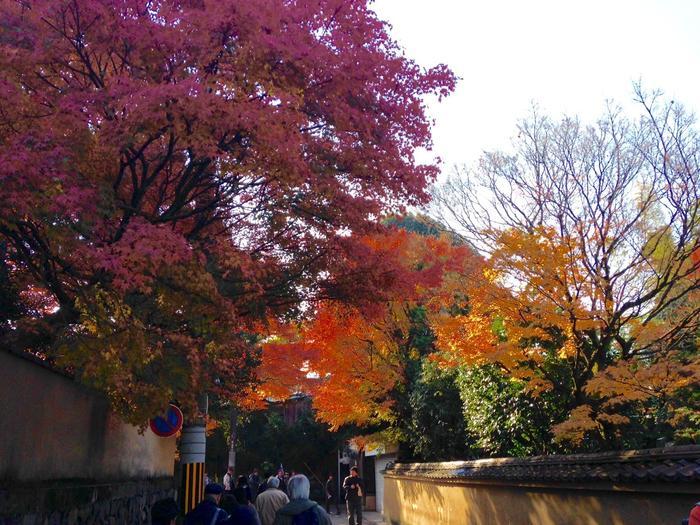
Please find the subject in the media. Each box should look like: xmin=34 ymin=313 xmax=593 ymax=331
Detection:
xmin=0 ymin=0 xmax=455 ymax=421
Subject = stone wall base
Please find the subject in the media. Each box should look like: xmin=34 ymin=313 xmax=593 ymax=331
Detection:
xmin=0 ymin=477 xmax=175 ymax=525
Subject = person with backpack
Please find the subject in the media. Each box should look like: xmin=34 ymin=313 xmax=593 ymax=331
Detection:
xmin=342 ymin=467 xmax=363 ymax=525
xmin=184 ymin=483 xmax=229 ymax=525
xmin=272 ymin=474 xmax=332 ymax=525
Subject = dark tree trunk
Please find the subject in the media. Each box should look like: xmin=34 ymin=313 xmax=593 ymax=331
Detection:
xmin=228 ymin=405 xmax=238 ymax=469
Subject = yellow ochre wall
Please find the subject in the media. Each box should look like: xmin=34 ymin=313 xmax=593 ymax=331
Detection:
xmin=382 ymin=476 xmax=699 ymax=525
xmin=0 ymin=350 xmax=176 ymax=482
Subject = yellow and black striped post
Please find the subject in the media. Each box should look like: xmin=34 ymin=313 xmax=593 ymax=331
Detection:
xmin=180 ymin=424 xmax=206 ymax=514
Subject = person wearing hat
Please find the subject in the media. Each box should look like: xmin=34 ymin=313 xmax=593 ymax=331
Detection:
xmin=184 ymin=482 xmax=228 ymax=525
xmin=151 ymin=498 xmax=179 ymax=525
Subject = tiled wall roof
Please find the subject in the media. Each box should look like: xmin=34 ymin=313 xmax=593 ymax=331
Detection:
xmin=384 ymin=445 xmax=700 ymax=484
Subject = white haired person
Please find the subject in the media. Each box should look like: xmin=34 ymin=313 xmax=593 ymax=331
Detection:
xmin=272 ymin=474 xmax=332 ymax=525
xmin=255 ymin=475 xmax=290 ymax=525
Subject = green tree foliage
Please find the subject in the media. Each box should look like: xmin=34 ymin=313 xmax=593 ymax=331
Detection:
xmin=405 ymin=362 xmax=473 ymax=460
xmin=213 ymin=408 xmax=349 ymax=488
xmin=456 ymin=365 xmax=565 ymax=457
xmin=379 ymin=305 xmax=474 ymax=461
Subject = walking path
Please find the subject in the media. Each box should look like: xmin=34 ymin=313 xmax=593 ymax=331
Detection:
xmin=330 ymin=511 xmax=385 ymax=525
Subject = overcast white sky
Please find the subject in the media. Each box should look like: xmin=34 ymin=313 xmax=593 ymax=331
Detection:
xmin=372 ymin=0 xmax=700 ymax=173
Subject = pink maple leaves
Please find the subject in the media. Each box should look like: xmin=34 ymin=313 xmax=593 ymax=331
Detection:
xmin=0 ymin=0 xmax=454 ymax=421
xmin=97 ymin=218 xmax=193 ymax=293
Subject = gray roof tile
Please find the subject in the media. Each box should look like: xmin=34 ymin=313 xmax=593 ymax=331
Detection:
xmin=384 ymin=445 xmax=700 ymax=484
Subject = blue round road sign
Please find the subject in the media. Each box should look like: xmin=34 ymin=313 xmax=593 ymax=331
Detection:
xmin=149 ymin=404 xmax=184 ymax=437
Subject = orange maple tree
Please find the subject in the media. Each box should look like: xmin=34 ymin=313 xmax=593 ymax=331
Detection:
xmin=432 ymin=91 xmax=700 ymax=448
xmin=251 ymin=225 xmax=480 ymax=430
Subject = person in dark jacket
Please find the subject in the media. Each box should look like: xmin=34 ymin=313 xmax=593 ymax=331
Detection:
xmin=152 ymin=498 xmax=179 ymax=525
xmin=343 ymin=467 xmax=363 ymax=525
xmin=324 ymin=473 xmax=340 ymax=515
xmin=249 ymin=468 xmax=261 ymax=501
xmin=237 ymin=475 xmax=253 ymax=503
xmin=273 ymin=475 xmax=332 ymax=525
xmin=220 ymin=494 xmax=238 ymax=514
xmin=220 ymin=493 xmax=261 ymax=525
xmin=184 ymin=483 xmax=228 ymax=525
xmin=257 ymin=476 xmax=269 ymax=497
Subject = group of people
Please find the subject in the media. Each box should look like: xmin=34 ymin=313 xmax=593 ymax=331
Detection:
xmin=151 ymin=466 xmax=365 ymax=525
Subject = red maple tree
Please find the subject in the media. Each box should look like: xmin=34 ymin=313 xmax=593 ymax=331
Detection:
xmin=0 ymin=0 xmax=455 ymax=421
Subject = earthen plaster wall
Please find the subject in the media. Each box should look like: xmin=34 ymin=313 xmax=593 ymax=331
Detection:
xmin=382 ymin=475 xmax=698 ymax=525
xmin=0 ymin=350 xmax=175 ymax=482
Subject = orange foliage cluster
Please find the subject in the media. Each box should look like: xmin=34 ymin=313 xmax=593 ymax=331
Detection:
xmin=430 ymin=227 xmax=594 ymax=377
xmin=253 ymin=227 xmax=480 ymax=429
xmin=430 ymin=225 xmax=700 ymax=443
xmin=254 ymin=221 xmax=699 ymax=444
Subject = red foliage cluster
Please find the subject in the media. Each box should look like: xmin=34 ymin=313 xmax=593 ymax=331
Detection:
xmin=0 ymin=0 xmax=454 ymax=421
